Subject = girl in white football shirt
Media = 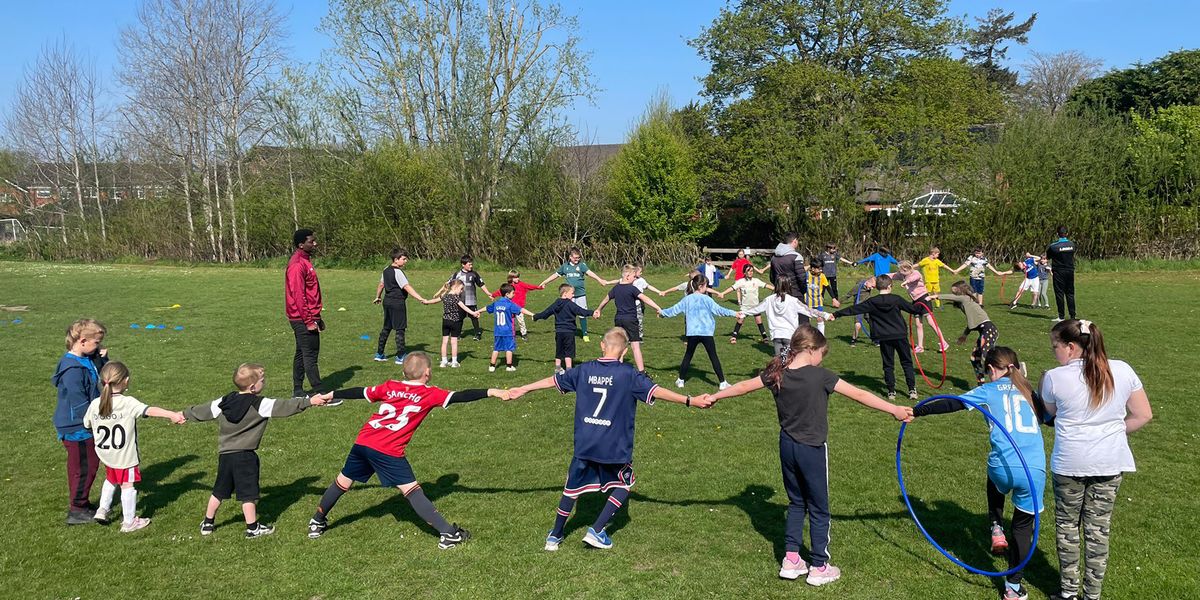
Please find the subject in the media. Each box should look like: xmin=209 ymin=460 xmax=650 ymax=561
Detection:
xmin=83 ymin=362 xmax=185 ymax=532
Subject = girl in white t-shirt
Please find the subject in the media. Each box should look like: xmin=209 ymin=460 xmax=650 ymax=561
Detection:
xmin=1040 ymin=320 xmax=1152 ymax=600
xmin=83 ymin=362 xmax=185 ymax=532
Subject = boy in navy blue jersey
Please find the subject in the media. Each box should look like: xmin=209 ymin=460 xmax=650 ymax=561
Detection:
xmin=509 ymin=328 xmax=713 ymax=551
xmin=592 ymin=264 xmax=664 ymax=372
xmin=533 ymin=284 xmax=594 ymax=373
xmin=486 ymin=283 xmax=534 ymax=372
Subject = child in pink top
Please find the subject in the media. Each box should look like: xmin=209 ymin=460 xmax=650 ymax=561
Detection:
xmin=897 ymin=261 xmax=947 ymax=353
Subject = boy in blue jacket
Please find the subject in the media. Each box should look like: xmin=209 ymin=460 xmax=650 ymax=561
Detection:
xmin=52 ymin=319 xmax=110 ymax=525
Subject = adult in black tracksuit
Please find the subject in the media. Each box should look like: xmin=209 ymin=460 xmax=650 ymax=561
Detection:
xmin=1046 ymin=226 xmax=1077 ymax=321
xmin=832 ymin=274 xmax=920 ymax=400
xmin=373 ymin=248 xmax=435 ymax=362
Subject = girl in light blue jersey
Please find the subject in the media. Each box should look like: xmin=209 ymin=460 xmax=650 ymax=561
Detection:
xmin=660 ymin=275 xmax=741 ymax=390
xmin=913 ymin=346 xmax=1048 ymax=600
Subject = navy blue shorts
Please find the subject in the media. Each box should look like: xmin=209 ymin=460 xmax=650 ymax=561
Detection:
xmin=555 ymin=332 xmax=576 ymax=360
xmin=562 ymin=457 xmax=635 ymax=498
xmin=493 ymin=335 xmax=516 ymax=352
xmin=970 ymin=278 xmax=985 ymax=295
xmin=341 ymin=444 xmax=416 ymax=487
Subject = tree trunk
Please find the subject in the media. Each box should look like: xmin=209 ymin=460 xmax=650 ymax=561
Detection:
xmin=286 ymin=149 xmax=299 ymax=228
xmin=90 ymin=161 xmax=106 ymax=241
xmin=181 ymin=165 xmax=196 ymax=260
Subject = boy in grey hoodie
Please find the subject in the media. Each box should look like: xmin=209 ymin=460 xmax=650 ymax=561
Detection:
xmin=184 ymin=363 xmax=326 ymax=538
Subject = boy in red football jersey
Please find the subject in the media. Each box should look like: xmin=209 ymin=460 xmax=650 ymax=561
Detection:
xmin=491 ymin=270 xmax=543 ymax=340
xmin=306 ymin=352 xmax=508 ymax=548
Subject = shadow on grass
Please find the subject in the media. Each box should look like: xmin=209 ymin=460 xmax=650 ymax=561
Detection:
xmin=328 ymin=473 xmax=561 ymax=536
xmin=865 ymin=495 xmax=1057 ymax=595
xmin=634 ymin=485 xmax=911 ymax=561
xmin=141 ymin=454 xmax=205 ymax=518
xmin=323 ymin=365 xmax=362 ymax=391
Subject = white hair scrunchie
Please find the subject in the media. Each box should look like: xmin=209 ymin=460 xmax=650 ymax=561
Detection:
xmin=1079 ymin=319 xmax=1092 ymax=334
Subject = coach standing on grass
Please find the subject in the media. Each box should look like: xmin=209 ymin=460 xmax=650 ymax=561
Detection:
xmin=1047 ymin=226 xmax=1077 ymax=323
xmin=287 ymin=228 xmax=323 ymax=396
xmin=769 ymin=232 xmax=806 ymax=298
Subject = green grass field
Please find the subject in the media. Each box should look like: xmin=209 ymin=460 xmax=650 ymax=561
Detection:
xmin=2 ymin=260 xmax=1195 ymax=599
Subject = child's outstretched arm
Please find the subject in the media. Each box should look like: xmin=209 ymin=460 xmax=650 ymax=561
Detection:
xmin=911 ymin=398 xmax=966 ymax=417
xmin=458 ymin=300 xmax=481 ymax=318
xmin=650 ymin=387 xmax=712 ymax=408
xmin=507 ymin=376 xmax=559 ymax=400
xmin=586 ymin=270 xmax=610 ymax=286
xmin=146 ymin=406 xmax=187 ymax=425
xmin=833 ymin=379 xmax=913 ymax=422
xmin=707 ymin=376 xmax=766 ymax=404
xmin=638 ymin=293 xmax=663 ymax=313
xmin=264 ymin=395 xmax=327 ymax=417
xmin=182 ymin=401 xmax=221 ymax=423
xmin=446 ymin=388 xmax=513 ymax=404
xmin=532 ymin=303 xmax=556 ymax=321
xmin=538 ymin=272 xmax=560 ymax=287
xmin=659 ymin=299 xmax=686 ymax=318
xmin=592 ymin=296 xmax=613 ymax=319
xmin=373 ymin=280 xmax=386 ymax=304
xmin=521 ymin=307 xmax=536 ymax=317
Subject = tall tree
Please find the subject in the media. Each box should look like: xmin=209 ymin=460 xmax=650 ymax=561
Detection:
xmin=1022 ymin=50 xmax=1104 ymax=115
xmin=4 ymin=39 xmax=109 ymax=244
xmin=1069 ymin=49 xmax=1200 ymax=115
xmin=689 ymin=0 xmax=959 ymax=102
xmin=608 ymin=95 xmax=713 ymax=242
xmin=961 ymin=8 xmax=1036 ymax=89
xmin=320 ymin=0 xmax=595 ymax=247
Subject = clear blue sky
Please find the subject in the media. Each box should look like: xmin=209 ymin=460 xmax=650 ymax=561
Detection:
xmin=1 ymin=0 xmax=1195 ymax=144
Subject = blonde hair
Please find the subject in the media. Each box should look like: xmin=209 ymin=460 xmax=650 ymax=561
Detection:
xmin=65 ymin=318 xmax=106 ymax=350
xmin=402 ymin=351 xmax=432 ymax=379
xmin=622 ymin=264 xmax=637 ymax=277
xmin=601 ymin=327 xmax=630 ymax=353
xmin=448 ymin=279 xmax=464 ymax=292
xmin=898 ymin=260 xmax=914 ymax=273
xmin=233 ymin=363 xmax=265 ymax=391
xmin=506 ymin=270 xmax=520 ymax=283
xmin=98 ymin=361 xmax=130 ymax=418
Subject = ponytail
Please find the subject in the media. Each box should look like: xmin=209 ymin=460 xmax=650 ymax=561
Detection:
xmin=97 ymin=361 xmax=130 ymax=418
xmin=985 ymin=347 xmax=1045 ymax=423
xmin=1051 ymin=319 xmax=1114 ymax=409
xmin=761 ymin=326 xmax=827 ymax=390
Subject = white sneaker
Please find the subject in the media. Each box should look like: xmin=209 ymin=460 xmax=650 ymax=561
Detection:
xmin=719 ymin=381 xmax=731 ymax=391
xmin=450 ymin=360 xmax=460 ymax=368
xmin=675 ymin=378 xmax=685 ymax=388
xmin=439 ymin=358 xmax=449 ymax=368
xmin=779 ymin=556 xmax=809 ymax=580
xmin=1052 ymin=318 xmax=1064 ymax=323
xmin=93 ymin=508 xmax=110 ymax=524
xmin=488 ymin=366 xmax=496 ymax=372
xmin=806 ymin=564 xmax=841 ymax=586
xmin=505 ymin=366 xmax=516 ymax=372
xmin=120 ymin=517 xmax=151 ymax=533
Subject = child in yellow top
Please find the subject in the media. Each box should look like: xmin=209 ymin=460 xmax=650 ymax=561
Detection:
xmin=917 ymin=247 xmax=950 ymax=307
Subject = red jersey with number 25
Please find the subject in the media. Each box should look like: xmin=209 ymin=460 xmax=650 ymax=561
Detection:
xmin=354 ymin=380 xmax=453 ymax=457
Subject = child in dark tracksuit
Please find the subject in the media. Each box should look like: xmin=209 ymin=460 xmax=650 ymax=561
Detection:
xmin=833 ymin=274 xmax=920 ymax=401
xmin=708 ymin=326 xmax=913 ymax=586
xmin=52 ymin=319 xmax=110 ymax=525
xmin=184 ymin=363 xmax=326 ymax=538
xmin=533 ymin=284 xmax=593 ymax=373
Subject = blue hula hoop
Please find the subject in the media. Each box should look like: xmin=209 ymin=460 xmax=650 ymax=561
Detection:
xmin=854 ymin=286 xmax=871 ymax=337
xmin=896 ymin=394 xmax=1040 ymax=577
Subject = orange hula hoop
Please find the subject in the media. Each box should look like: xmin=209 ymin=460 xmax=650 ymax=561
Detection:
xmin=908 ymin=299 xmax=947 ymax=389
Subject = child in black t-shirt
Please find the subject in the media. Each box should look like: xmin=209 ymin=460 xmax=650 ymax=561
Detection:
xmin=708 ymin=326 xmax=911 ymax=586
xmin=592 ymin=265 xmax=663 ymax=372
xmin=431 ymin=280 xmax=481 ymax=368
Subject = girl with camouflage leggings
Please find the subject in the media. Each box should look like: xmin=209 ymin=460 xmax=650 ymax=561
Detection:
xmin=1041 ymin=320 xmax=1153 ymax=600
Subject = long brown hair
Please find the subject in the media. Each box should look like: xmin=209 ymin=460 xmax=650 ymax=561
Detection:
xmin=761 ymin=326 xmax=828 ymax=390
xmin=949 ymin=280 xmax=981 ymax=304
xmin=774 ymin=276 xmax=795 ymax=300
xmin=984 ymin=347 xmax=1046 ymax=422
xmin=1051 ymin=319 xmax=1114 ymax=409
xmin=98 ymin=361 xmax=130 ymax=418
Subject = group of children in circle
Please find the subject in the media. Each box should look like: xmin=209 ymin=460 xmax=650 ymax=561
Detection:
xmin=50 ymin=240 xmax=1148 ymax=600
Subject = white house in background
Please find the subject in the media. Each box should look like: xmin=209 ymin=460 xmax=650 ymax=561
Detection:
xmin=904 ymin=190 xmax=967 ymax=216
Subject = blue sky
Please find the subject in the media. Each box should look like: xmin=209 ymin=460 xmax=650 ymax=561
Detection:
xmin=0 ymin=0 xmax=1195 ymax=144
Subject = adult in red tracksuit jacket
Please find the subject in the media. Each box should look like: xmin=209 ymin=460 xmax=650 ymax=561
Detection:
xmin=287 ymin=229 xmax=324 ymax=396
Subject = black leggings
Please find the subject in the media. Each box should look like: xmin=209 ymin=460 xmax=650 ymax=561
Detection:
xmin=970 ymin=321 xmax=999 ymax=383
xmin=679 ymin=336 xmax=725 ymax=382
xmin=1052 ymin=270 xmax=1076 ymax=320
xmin=878 ymin=338 xmax=916 ymax=394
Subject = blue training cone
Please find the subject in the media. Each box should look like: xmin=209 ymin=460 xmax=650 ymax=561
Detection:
xmin=11 ymin=319 xmax=21 ymax=325
xmin=175 ymin=326 xmax=184 ymax=331
xmin=131 ymin=324 xmax=140 ymax=329
xmin=360 ymin=334 xmax=370 ymax=340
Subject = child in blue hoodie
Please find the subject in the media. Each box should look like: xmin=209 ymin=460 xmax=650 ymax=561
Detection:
xmin=660 ymin=275 xmax=742 ymax=390
xmin=52 ymin=318 xmax=110 ymax=525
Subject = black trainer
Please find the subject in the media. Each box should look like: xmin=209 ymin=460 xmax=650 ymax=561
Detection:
xmin=438 ymin=524 xmax=471 ymax=549
xmin=307 ymin=518 xmax=327 ymax=539
xmin=66 ymin=509 xmax=96 ymax=526
xmin=200 ymin=520 xmax=215 ymax=536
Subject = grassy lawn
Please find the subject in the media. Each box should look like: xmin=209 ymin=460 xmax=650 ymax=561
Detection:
xmin=1 ymin=260 xmax=1194 ymax=599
